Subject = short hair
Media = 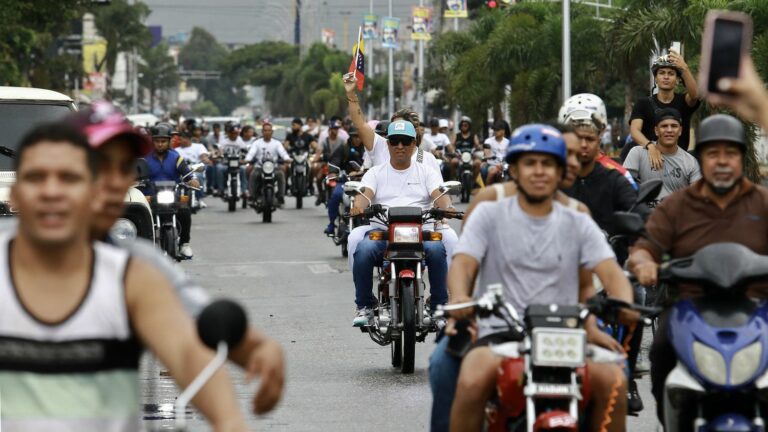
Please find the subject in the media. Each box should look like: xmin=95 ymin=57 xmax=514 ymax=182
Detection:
xmin=390 ymin=108 xmax=420 ymax=129
xmin=180 ymin=132 xmax=192 ymax=139
xmin=240 ymin=125 xmax=255 ymax=136
xmin=15 ymin=121 xmax=100 ymax=177
xmin=213 ymin=123 xmax=221 ymax=129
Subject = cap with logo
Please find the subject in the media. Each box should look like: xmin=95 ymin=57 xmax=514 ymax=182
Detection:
xmin=387 ymin=120 xmax=417 ymax=139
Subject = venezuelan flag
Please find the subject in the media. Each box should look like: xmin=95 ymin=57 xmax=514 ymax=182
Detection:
xmin=348 ymin=27 xmax=365 ymax=91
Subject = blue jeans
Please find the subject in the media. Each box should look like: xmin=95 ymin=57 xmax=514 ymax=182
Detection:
xmin=352 ymin=233 xmax=448 ymax=309
xmin=205 ymin=164 xmax=218 ymax=190
xmin=327 ymin=182 xmax=344 ymax=224
xmin=429 ymin=336 xmax=461 ymax=432
xmin=216 ymin=164 xmax=247 ymax=194
xmin=192 ymin=172 xmax=205 ymax=199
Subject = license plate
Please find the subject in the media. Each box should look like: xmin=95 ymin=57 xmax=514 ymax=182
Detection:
xmin=296 ymin=166 xmax=306 ymax=174
xmin=229 ymin=160 xmax=239 ymax=168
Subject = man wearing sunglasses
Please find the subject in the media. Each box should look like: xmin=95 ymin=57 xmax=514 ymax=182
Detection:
xmin=349 ymin=120 xmax=454 ymax=326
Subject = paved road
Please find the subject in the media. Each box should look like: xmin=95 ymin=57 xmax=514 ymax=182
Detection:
xmin=140 ymin=194 xmax=661 ymax=431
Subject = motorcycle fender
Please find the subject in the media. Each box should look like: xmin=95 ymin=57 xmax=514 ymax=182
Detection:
xmin=533 ymin=411 xmax=577 ymax=431
xmin=495 ymin=357 xmax=526 ymax=420
xmin=398 ymin=269 xmax=416 ymax=279
xmin=664 ymin=362 xmax=706 ymax=430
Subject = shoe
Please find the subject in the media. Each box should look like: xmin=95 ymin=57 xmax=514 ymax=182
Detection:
xmin=199 ymin=200 xmax=208 ymax=209
xmin=315 ymin=196 xmax=323 ymax=206
xmin=633 ymin=358 xmax=650 ymax=378
xmin=352 ymin=307 xmax=374 ymax=327
xmin=324 ymin=223 xmax=335 ymax=235
xmin=627 ymin=379 xmax=644 ymax=413
xmin=180 ymin=243 xmax=194 ymax=258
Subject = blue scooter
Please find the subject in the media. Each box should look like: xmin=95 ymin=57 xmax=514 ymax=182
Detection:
xmin=615 ymin=212 xmax=768 ymax=431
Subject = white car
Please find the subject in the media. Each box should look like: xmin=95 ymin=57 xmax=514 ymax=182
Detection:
xmin=0 ymin=87 xmax=76 ymax=214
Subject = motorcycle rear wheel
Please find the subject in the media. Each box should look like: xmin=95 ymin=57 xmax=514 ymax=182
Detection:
xmin=400 ymin=279 xmax=416 ymax=374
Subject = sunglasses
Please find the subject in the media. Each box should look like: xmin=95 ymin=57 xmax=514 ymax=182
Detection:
xmin=388 ymin=136 xmax=415 ymax=147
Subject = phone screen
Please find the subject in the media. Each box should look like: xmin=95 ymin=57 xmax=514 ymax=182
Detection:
xmin=707 ymin=19 xmax=744 ymax=93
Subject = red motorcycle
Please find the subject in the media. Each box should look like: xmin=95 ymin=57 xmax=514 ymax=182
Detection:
xmin=438 ymin=287 xmax=657 ymax=431
xmin=347 ymin=181 xmax=463 ymax=373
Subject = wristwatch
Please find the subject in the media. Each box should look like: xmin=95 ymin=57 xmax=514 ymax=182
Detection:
xmin=643 ymin=141 xmax=656 ymax=150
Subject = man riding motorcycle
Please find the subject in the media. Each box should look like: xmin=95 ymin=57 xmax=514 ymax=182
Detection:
xmin=449 ymin=116 xmax=482 ymax=181
xmin=246 ymin=122 xmax=291 ymax=207
xmin=349 ymin=120 xmax=453 ymax=326
xmin=143 ymin=123 xmax=200 ymax=258
xmin=481 ymin=120 xmax=510 ymax=185
xmin=324 ymin=127 xmax=365 ymax=235
xmin=628 ymin=113 xmax=768 ymax=422
xmin=446 ymin=124 xmax=634 ymax=432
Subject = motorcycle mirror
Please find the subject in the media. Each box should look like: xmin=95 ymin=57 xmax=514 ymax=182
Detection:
xmin=439 ymin=181 xmax=462 ymax=196
xmin=343 ymin=181 xmax=365 ymax=197
xmin=196 ymin=299 xmax=248 ymax=349
xmin=612 ymin=211 xmax=645 ymax=237
xmin=635 ymin=179 xmax=663 ymax=206
xmin=348 ymin=161 xmax=362 ymax=171
xmin=189 ymin=163 xmax=206 ymax=173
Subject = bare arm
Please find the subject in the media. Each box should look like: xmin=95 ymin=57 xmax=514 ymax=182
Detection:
xmin=343 ymin=73 xmax=376 ymax=152
xmin=593 ymin=258 xmax=633 ymax=304
xmin=669 ymin=51 xmax=699 ymax=104
xmin=350 ymin=187 xmax=374 ymax=215
xmin=229 ymin=328 xmax=285 ymax=415
xmin=448 ymin=254 xmax=479 ymax=303
xmin=629 ymin=119 xmax=650 ymax=147
xmin=628 ymin=247 xmax=659 ymax=286
xmin=126 ymin=259 xmax=246 ymax=431
xmin=430 ymin=188 xmax=452 ymax=210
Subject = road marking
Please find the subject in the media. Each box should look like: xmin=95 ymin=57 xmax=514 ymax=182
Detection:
xmin=308 ymin=263 xmax=338 ymax=274
xmin=184 ymin=260 xmax=328 ymax=267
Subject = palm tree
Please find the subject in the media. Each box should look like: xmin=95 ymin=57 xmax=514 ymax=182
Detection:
xmin=139 ymin=43 xmax=179 ymax=112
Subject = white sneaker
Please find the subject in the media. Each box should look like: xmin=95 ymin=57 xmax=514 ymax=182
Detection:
xmin=180 ymin=243 xmax=194 ymax=258
xmin=352 ymin=307 xmax=374 ymax=327
xmin=199 ymin=200 xmax=207 ymax=209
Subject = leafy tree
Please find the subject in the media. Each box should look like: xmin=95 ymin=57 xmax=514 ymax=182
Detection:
xmin=139 ymin=42 xmax=179 ymax=112
xmin=92 ymin=0 xmax=151 ymax=88
xmin=192 ymin=100 xmax=220 ymax=116
xmin=178 ymin=27 xmax=246 ymax=115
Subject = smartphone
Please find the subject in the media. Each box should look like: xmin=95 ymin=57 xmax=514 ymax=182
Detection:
xmin=445 ymin=320 xmax=472 ymax=358
xmin=699 ymin=11 xmax=753 ymax=100
xmin=670 ymin=41 xmax=681 ymax=56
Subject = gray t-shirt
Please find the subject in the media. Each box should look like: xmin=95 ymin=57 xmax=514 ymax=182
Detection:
xmin=454 ymin=197 xmax=615 ymax=338
xmin=623 ymin=146 xmax=701 ymax=205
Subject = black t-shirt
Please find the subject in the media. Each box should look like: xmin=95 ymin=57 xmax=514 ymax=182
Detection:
xmin=454 ymin=133 xmax=477 ymax=152
xmin=329 ymin=143 xmax=364 ymax=172
xmin=629 ymin=93 xmax=700 ymax=151
xmin=285 ymin=131 xmax=315 ymax=153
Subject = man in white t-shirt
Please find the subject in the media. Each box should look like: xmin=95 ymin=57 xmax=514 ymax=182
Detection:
xmin=215 ymin=124 xmax=248 ymax=197
xmin=349 ymin=120 xmax=454 ymax=326
xmin=482 ymin=120 xmax=510 ymax=185
xmin=176 ymin=132 xmax=210 ymax=205
xmin=246 ymin=122 xmax=291 ymax=206
xmin=422 ymin=118 xmax=452 ymax=180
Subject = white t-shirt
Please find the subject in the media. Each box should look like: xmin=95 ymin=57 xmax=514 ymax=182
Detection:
xmin=318 ymin=128 xmax=349 ymax=146
xmin=484 ymin=136 xmax=510 ymax=161
xmin=422 ymin=132 xmax=451 ymax=152
xmin=365 ymin=133 xmax=442 ymax=175
xmin=246 ymin=138 xmax=291 ymax=166
xmin=361 ymin=161 xmax=443 ymax=211
xmin=176 ymin=143 xmax=209 ymax=164
xmin=219 ymin=136 xmax=247 ymax=157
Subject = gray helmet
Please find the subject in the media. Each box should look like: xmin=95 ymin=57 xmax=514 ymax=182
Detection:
xmin=651 ymin=55 xmax=681 ymax=76
xmin=150 ymin=122 xmax=176 ymax=139
xmin=696 ymin=114 xmax=747 ymax=154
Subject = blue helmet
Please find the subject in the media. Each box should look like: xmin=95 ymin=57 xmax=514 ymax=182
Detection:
xmin=505 ymin=124 xmax=566 ymax=168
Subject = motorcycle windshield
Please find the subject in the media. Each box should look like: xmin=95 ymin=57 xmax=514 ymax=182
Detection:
xmin=664 ymin=243 xmax=768 ymax=291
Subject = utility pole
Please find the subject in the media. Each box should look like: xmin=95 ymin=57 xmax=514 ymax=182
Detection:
xmin=367 ymin=0 xmax=374 ymax=119
xmin=387 ymin=0 xmax=394 ymax=116
xmin=562 ymin=0 xmax=572 ymax=102
xmin=418 ymin=0 xmax=425 ymax=122
xmin=294 ymin=0 xmax=301 ymax=46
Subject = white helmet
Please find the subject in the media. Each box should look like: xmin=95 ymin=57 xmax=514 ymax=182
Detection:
xmin=558 ymin=93 xmax=607 ymax=131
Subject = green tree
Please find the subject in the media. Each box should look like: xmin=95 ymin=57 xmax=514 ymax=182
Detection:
xmin=139 ymin=42 xmax=179 ymax=112
xmin=192 ymin=100 xmax=220 ymax=116
xmin=92 ymin=0 xmax=151 ymax=88
xmin=178 ymin=27 xmax=246 ymax=115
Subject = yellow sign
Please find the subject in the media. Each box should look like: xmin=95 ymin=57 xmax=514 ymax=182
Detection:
xmin=82 ymin=40 xmax=107 ymax=74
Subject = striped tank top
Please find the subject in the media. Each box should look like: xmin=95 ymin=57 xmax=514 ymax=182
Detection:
xmin=0 ymin=233 xmax=142 ymax=432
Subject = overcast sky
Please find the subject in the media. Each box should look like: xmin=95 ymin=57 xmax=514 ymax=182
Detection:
xmin=143 ymin=0 xmax=444 ymax=50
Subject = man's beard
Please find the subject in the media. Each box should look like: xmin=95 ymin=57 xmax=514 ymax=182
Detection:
xmin=706 ymin=167 xmax=741 ymax=196
xmin=517 ymin=182 xmax=551 ymax=204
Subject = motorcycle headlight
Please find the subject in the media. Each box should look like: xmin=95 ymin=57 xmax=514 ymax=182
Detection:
xmin=531 ymin=328 xmax=586 ymax=367
xmin=157 ymin=190 xmax=175 ymax=204
xmin=294 ymin=153 xmax=307 ymax=163
xmin=461 ymin=152 xmax=472 ymax=163
xmin=392 ymin=226 xmax=420 ymax=243
xmin=110 ymin=218 xmax=138 ymax=242
xmin=731 ymin=341 xmax=763 ymax=385
xmin=693 ymin=341 xmax=727 ymax=385
xmin=263 ymin=161 xmax=275 ymax=174
xmin=228 ymin=159 xmax=240 ymax=168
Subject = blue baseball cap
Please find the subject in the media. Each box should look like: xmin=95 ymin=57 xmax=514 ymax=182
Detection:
xmin=387 ymin=120 xmax=417 ymax=138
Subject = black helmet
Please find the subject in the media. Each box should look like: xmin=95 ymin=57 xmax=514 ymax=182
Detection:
xmin=429 ymin=118 xmax=440 ymax=127
xmin=375 ymin=120 xmax=390 ymax=137
xmin=150 ymin=122 xmax=176 ymax=138
xmin=696 ymin=114 xmax=747 ymax=155
xmin=651 ymin=55 xmax=681 ymax=77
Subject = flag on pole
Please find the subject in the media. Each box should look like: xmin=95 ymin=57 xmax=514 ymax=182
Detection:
xmin=348 ymin=26 xmax=365 ymax=91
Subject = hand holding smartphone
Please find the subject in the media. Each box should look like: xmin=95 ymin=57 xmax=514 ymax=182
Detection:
xmin=699 ymin=10 xmax=753 ymax=104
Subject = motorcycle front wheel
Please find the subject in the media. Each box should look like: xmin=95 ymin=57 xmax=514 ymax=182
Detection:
xmin=400 ymin=279 xmax=416 ymax=374
xmin=461 ymin=173 xmax=471 ymax=203
xmin=228 ymin=178 xmax=237 ymax=212
xmin=295 ymin=175 xmax=304 ymax=209
xmin=263 ymin=188 xmax=273 ymax=223
xmin=161 ymin=225 xmax=177 ymax=261
xmin=391 ymin=335 xmax=402 ymax=368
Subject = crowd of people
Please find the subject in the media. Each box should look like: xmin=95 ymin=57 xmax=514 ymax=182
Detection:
xmin=5 ymin=25 xmax=768 ymax=430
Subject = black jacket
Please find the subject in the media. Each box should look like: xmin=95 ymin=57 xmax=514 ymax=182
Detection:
xmin=562 ymin=163 xmax=637 ymax=236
